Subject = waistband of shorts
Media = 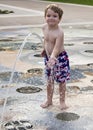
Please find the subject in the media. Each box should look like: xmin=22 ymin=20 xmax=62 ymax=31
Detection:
xmin=45 ymin=50 xmax=67 ymax=59
xmin=58 ymin=50 xmax=67 ymax=56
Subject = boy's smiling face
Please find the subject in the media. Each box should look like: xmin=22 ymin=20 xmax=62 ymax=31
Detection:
xmin=45 ymin=9 xmax=60 ymax=27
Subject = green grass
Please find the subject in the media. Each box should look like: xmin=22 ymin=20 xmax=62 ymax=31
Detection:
xmin=46 ymin=0 xmax=93 ymax=6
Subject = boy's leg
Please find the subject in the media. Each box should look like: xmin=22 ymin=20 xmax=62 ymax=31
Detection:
xmin=40 ymin=81 xmax=54 ymax=108
xmin=59 ymin=82 xmax=68 ymax=110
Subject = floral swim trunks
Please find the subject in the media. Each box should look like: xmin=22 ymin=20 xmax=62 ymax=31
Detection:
xmin=44 ymin=51 xmax=70 ymax=83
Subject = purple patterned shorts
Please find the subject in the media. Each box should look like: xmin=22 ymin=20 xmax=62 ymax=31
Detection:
xmin=44 ymin=51 xmax=70 ymax=83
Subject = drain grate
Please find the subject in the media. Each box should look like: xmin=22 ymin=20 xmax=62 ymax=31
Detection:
xmin=67 ymin=86 xmax=80 ymax=93
xmin=34 ymin=54 xmax=42 ymax=57
xmin=83 ymin=42 xmax=93 ymax=44
xmin=81 ymin=86 xmax=93 ymax=93
xmin=64 ymin=43 xmax=74 ymax=46
xmin=2 ymin=120 xmax=33 ymax=130
xmin=91 ymin=80 xmax=93 ymax=83
xmin=85 ymin=50 xmax=93 ymax=53
xmin=16 ymin=86 xmax=42 ymax=94
xmin=80 ymin=49 xmax=93 ymax=57
xmin=56 ymin=112 xmax=80 ymax=121
xmin=27 ymin=68 xmax=43 ymax=75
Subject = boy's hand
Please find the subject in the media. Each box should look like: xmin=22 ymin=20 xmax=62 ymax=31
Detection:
xmin=47 ymin=57 xmax=57 ymax=68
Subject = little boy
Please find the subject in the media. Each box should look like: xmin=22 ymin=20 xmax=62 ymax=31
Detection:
xmin=41 ymin=4 xmax=70 ymax=110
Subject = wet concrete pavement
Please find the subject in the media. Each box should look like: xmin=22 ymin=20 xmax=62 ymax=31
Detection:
xmin=0 ymin=27 xmax=93 ymax=130
xmin=0 ymin=0 xmax=93 ymax=130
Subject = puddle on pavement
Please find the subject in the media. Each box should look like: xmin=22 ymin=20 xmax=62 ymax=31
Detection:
xmin=0 ymin=69 xmax=44 ymax=86
xmin=56 ymin=112 xmax=80 ymax=121
xmin=16 ymin=86 xmax=42 ymax=94
xmin=0 ymin=65 xmax=93 ymax=88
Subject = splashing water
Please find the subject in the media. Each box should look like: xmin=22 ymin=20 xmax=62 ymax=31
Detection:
xmin=0 ymin=32 xmax=43 ymax=125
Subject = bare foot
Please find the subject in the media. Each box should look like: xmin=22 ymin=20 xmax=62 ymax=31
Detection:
xmin=60 ymin=103 xmax=69 ymax=110
xmin=40 ymin=101 xmax=52 ymax=108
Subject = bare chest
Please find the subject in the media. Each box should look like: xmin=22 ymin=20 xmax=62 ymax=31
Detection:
xmin=44 ymin=31 xmax=56 ymax=43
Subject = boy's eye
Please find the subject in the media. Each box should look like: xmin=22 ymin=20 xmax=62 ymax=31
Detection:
xmin=46 ymin=15 xmax=57 ymax=18
xmin=53 ymin=15 xmax=57 ymax=18
xmin=47 ymin=14 xmax=51 ymax=17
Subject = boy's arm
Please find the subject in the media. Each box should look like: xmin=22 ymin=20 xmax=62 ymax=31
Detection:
xmin=47 ymin=31 xmax=64 ymax=68
xmin=51 ymin=31 xmax=64 ymax=58
xmin=41 ymin=49 xmax=46 ymax=57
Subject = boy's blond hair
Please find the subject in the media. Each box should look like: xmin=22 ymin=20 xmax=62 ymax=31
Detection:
xmin=45 ymin=4 xmax=63 ymax=20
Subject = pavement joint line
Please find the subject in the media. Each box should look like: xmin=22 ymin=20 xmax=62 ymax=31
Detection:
xmin=0 ymin=21 xmax=93 ymax=30
xmin=62 ymin=22 xmax=93 ymax=26
xmin=0 ymin=24 xmax=44 ymax=30
xmin=0 ymin=15 xmax=43 ymax=17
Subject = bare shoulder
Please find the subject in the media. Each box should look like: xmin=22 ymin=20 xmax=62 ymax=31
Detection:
xmin=59 ymin=27 xmax=64 ymax=35
xmin=57 ymin=27 xmax=64 ymax=38
xmin=42 ymin=23 xmax=47 ymax=31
